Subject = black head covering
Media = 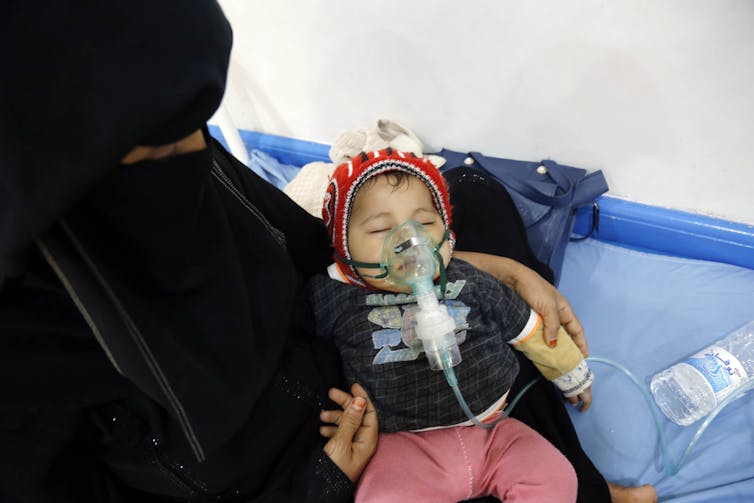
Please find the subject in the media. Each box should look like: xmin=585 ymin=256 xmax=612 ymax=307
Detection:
xmin=1 ymin=0 xmax=232 ymax=278
xmin=0 ymin=1 xmax=322 ymax=464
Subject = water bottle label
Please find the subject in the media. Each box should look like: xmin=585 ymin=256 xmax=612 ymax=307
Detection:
xmin=684 ymin=345 xmax=748 ymax=401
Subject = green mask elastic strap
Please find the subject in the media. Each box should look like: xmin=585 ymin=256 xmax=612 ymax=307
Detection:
xmin=335 ymin=227 xmax=451 ymax=284
xmin=434 ymin=229 xmax=450 ymax=299
xmin=332 ymin=250 xmax=389 ymax=279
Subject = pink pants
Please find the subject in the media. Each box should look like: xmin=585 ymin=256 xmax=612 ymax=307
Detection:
xmin=356 ymin=417 xmax=577 ymax=503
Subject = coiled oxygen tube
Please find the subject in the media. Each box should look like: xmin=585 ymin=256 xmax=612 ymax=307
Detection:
xmin=413 ymin=278 xmax=754 ymax=470
xmin=426 ymin=313 xmax=753 ymax=471
xmin=584 ymin=356 xmax=754 ymax=476
xmin=497 ymin=356 xmax=754 ymax=476
xmin=379 ymin=221 xmax=754 ymax=472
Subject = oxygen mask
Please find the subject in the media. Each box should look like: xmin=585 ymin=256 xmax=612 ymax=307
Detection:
xmin=381 ymin=221 xmax=461 ymax=371
xmin=381 ymin=221 xmax=443 ymax=293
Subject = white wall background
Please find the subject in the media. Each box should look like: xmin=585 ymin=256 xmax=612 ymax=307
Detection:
xmin=213 ymin=0 xmax=754 ymax=225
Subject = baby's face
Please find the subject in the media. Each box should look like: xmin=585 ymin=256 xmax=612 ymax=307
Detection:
xmin=346 ymin=174 xmax=451 ymax=292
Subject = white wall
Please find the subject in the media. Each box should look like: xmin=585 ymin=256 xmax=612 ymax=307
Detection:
xmin=214 ymin=0 xmax=754 ymax=225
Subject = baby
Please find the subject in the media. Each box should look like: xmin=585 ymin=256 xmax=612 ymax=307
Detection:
xmin=310 ymin=148 xmax=592 ymax=502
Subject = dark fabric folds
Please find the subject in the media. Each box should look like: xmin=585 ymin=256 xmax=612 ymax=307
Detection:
xmin=52 ymin=146 xmax=301 ymax=459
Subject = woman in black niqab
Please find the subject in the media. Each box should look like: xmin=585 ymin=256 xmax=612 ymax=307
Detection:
xmin=1 ymin=2 xmax=373 ymax=501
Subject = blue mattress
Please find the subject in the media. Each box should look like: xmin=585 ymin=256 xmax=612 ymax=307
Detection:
xmin=560 ymin=239 xmax=754 ymax=502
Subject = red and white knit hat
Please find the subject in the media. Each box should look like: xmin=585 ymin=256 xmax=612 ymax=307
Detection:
xmin=322 ymin=148 xmax=453 ymax=286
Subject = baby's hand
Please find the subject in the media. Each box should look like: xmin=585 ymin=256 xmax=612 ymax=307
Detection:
xmin=566 ymin=386 xmax=592 ymax=412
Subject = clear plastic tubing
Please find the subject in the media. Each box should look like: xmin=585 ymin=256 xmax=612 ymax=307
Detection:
xmin=559 ymin=356 xmax=752 ymax=476
xmin=442 ymin=364 xmax=539 ymax=430
xmin=445 ymin=355 xmax=754 ymax=475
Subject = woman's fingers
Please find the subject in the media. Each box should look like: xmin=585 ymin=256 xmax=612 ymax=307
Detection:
xmin=540 ymin=299 xmax=562 ymax=347
xmin=557 ymin=294 xmax=589 ymax=357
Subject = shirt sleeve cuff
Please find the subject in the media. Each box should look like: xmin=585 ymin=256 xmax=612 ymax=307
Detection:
xmin=507 ymin=309 xmax=540 ymax=346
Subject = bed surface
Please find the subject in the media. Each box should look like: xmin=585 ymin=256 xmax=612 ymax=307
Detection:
xmin=560 ymin=239 xmax=754 ymax=502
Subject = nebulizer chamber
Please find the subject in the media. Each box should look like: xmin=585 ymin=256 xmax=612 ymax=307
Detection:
xmin=382 ymin=221 xmax=505 ymax=429
xmin=382 ymin=221 xmax=461 ymax=371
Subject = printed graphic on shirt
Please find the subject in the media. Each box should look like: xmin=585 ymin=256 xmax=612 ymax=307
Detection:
xmin=369 ymin=281 xmax=470 ymax=365
xmin=367 ymin=306 xmax=402 ymax=329
xmin=365 ymin=280 xmax=466 ymax=306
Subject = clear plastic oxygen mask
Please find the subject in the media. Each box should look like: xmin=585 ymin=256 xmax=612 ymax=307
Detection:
xmin=381 ymin=221 xmax=461 ymax=371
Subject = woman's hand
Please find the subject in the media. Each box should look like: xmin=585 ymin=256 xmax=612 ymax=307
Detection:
xmin=319 ymin=384 xmax=378 ymax=482
xmin=453 ymin=251 xmax=589 ymax=357
xmin=512 ymin=265 xmax=589 ymax=357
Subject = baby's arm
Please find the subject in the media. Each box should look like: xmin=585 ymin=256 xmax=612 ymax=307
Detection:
xmin=509 ymin=313 xmax=594 ymax=410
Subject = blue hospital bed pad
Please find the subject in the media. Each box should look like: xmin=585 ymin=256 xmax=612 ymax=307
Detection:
xmin=559 ymin=239 xmax=754 ymax=502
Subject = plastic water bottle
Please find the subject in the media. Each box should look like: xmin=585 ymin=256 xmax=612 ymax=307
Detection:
xmin=650 ymin=320 xmax=754 ymax=426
